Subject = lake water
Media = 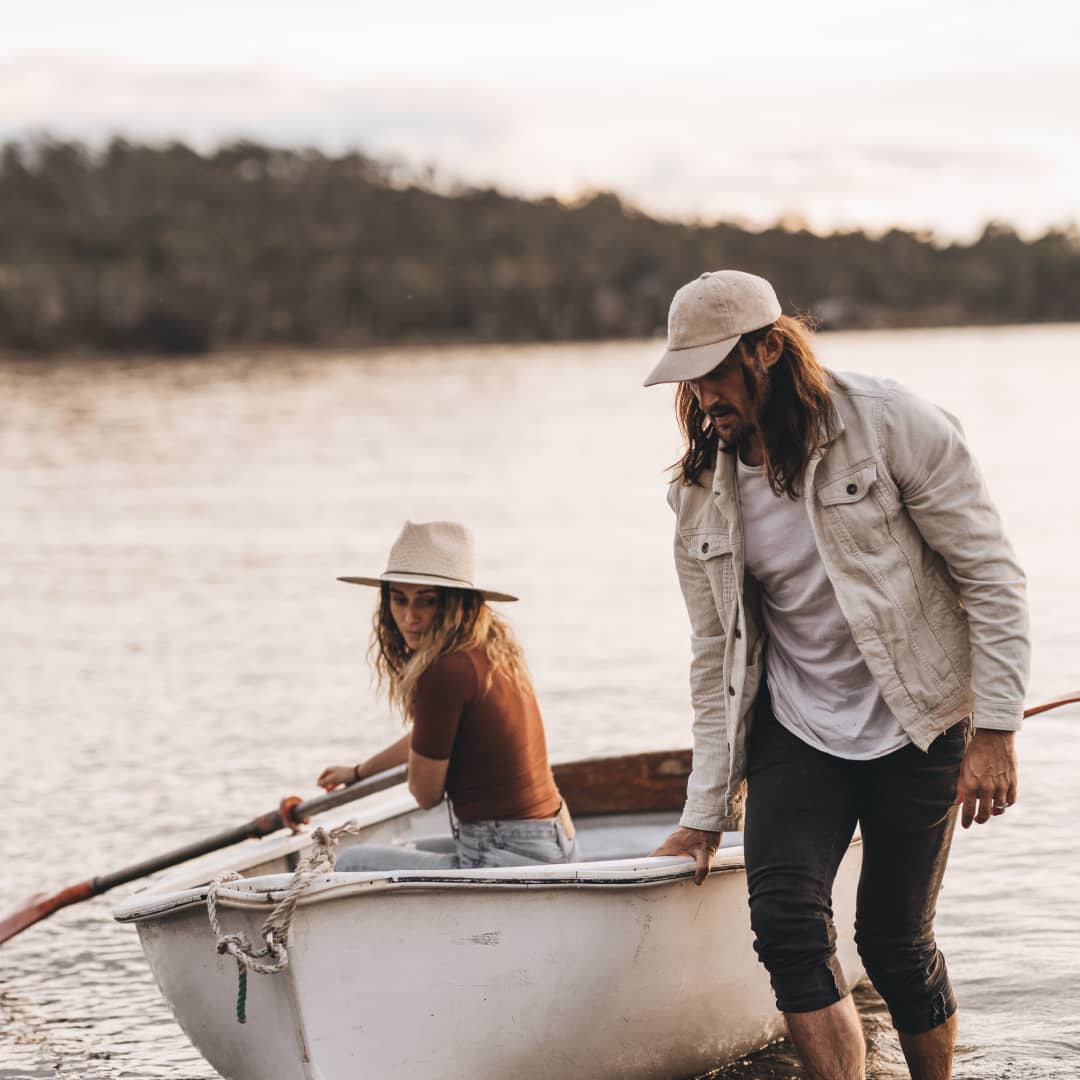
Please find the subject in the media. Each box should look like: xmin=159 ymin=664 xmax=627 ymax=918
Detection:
xmin=3 ymin=325 xmax=1078 ymax=1079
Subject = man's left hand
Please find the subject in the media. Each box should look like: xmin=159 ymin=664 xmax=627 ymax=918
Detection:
xmin=955 ymin=730 xmax=1018 ymax=828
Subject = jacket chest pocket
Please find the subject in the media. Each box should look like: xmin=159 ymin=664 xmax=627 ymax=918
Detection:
xmin=680 ymin=528 xmax=738 ymax=611
xmin=815 ymin=460 xmax=891 ymax=554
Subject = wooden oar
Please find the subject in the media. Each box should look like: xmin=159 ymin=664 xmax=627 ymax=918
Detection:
xmin=4 ymin=691 xmax=1080 ymax=948
xmin=1021 ymin=691 xmax=1080 ymax=719
xmin=0 ymin=764 xmax=407 ymax=946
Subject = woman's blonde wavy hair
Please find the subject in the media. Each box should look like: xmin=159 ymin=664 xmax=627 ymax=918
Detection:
xmin=672 ymin=313 xmax=834 ymax=499
xmin=369 ymin=584 xmax=531 ymax=723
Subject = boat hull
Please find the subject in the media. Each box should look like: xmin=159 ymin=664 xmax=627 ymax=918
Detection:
xmin=125 ymin=837 xmax=863 ymax=1080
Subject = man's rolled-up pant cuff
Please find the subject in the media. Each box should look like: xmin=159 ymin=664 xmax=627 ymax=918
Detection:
xmin=770 ymin=953 xmax=848 ymax=1015
xmin=889 ymin=987 xmax=958 ymax=1036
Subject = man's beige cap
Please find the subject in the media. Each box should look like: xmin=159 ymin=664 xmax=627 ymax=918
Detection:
xmin=643 ymin=270 xmax=781 ymax=387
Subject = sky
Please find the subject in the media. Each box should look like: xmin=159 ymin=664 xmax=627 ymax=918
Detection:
xmin=2 ymin=0 xmax=1078 ymax=239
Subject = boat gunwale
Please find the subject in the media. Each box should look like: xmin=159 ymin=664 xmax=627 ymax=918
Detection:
xmin=112 ymin=856 xmax=742 ymax=922
xmin=113 ymin=836 xmax=864 ymax=922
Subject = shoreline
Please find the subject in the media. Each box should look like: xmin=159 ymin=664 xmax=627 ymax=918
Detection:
xmin=3 ymin=316 xmax=1077 ymax=365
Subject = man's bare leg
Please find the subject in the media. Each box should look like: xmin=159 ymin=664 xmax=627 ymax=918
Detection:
xmin=784 ymin=994 xmax=866 ymax=1080
xmin=897 ymin=1012 xmax=957 ymax=1080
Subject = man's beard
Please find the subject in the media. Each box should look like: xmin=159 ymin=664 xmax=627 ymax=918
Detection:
xmin=716 ymin=416 xmax=759 ymax=455
xmin=713 ymin=361 xmax=769 ymax=455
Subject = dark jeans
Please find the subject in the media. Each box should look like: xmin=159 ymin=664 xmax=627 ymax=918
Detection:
xmin=744 ymin=697 xmax=968 ymax=1035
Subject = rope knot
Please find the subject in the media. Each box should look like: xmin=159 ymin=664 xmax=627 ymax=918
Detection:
xmin=215 ymin=932 xmax=249 ymax=957
xmin=205 ymin=818 xmax=366 ymax=1022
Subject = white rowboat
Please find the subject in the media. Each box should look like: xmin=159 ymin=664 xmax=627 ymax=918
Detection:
xmin=113 ymin=750 xmax=864 ymax=1079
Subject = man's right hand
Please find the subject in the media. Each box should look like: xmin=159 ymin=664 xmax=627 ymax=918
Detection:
xmin=650 ymin=827 xmax=723 ymax=886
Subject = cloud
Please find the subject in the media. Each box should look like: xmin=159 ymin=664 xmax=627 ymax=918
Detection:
xmin=1 ymin=55 xmax=1076 ymax=239
xmin=0 ymin=55 xmax=510 ymax=156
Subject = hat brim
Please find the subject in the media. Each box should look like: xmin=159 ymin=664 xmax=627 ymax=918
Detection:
xmin=337 ymin=573 xmax=518 ymax=603
xmin=642 ymin=334 xmax=742 ymax=387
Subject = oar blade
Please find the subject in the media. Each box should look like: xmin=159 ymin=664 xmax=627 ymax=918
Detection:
xmin=0 ymin=882 xmax=95 ymax=945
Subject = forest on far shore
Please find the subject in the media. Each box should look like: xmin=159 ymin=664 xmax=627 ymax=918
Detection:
xmin=2 ymin=137 xmax=1078 ymax=355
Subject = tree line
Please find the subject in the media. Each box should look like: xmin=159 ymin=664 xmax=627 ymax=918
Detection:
xmin=2 ymin=137 xmax=1078 ymax=355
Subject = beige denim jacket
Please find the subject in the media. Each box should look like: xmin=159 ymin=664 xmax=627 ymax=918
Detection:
xmin=669 ymin=371 xmax=1030 ymax=832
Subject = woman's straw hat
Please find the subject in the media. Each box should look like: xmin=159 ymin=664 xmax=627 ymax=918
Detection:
xmin=338 ymin=520 xmax=518 ymax=602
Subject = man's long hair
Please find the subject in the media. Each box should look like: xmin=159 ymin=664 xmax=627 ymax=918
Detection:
xmin=369 ymin=585 xmax=531 ymax=722
xmin=673 ymin=314 xmax=834 ymax=498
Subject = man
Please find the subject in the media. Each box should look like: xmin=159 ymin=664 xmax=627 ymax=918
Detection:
xmin=646 ymin=270 xmax=1029 ymax=1080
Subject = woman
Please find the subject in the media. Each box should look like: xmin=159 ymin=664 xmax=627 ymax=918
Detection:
xmin=318 ymin=519 xmax=578 ymax=870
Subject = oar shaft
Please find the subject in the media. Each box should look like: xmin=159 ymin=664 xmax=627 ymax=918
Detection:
xmin=90 ymin=764 xmax=410 ymax=895
xmin=89 ymin=821 xmax=278 ymax=895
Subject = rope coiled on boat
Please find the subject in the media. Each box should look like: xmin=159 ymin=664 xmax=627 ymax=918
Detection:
xmin=206 ymin=820 xmax=365 ymax=1023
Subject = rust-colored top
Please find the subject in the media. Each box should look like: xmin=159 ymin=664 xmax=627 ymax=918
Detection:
xmin=409 ymin=648 xmax=562 ymax=823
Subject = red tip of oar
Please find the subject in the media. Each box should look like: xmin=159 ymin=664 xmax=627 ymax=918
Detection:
xmin=0 ymin=881 xmax=95 ymax=945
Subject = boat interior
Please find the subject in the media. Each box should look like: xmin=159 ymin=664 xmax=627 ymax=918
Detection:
xmin=118 ymin=749 xmax=744 ymax=909
xmin=333 ymin=809 xmax=742 ymax=863
xmin=327 ymin=748 xmax=742 ymax=864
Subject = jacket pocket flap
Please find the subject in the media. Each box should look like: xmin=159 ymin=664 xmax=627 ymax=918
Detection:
xmin=680 ymin=529 xmax=733 ymax=559
xmin=816 ymin=462 xmax=878 ymax=507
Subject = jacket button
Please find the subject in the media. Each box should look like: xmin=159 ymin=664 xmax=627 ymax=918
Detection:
xmin=846 ymin=483 xmax=857 ymax=495
xmin=728 ymin=686 xmax=735 ymax=696
xmin=701 ymin=541 xmax=709 ymax=554
xmin=734 ymin=627 xmax=742 ymax=639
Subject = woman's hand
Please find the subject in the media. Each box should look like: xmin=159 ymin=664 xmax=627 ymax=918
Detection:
xmin=317 ymin=764 xmax=358 ymax=791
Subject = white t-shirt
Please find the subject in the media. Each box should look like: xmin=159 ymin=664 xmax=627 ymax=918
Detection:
xmin=737 ymin=455 xmax=910 ymax=760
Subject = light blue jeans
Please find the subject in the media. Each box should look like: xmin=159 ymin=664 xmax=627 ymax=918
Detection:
xmin=335 ymin=813 xmax=579 ymax=871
